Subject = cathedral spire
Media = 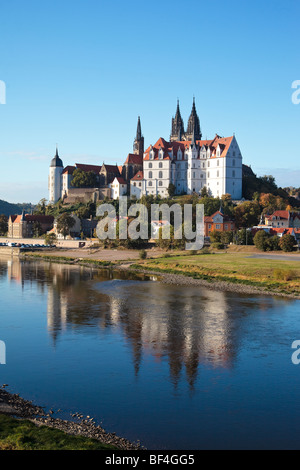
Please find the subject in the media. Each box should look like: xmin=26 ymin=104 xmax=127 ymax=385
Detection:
xmin=133 ymin=116 xmax=144 ymax=155
xmin=186 ymin=97 xmax=202 ymax=141
xmin=136 ymin=116 xmax=142 ymax=141
xmin=170 ymin=99 xmax=185 ymax=142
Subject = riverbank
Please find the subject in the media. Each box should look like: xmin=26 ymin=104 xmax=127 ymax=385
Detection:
xmin=0 ymin=387 xmax=141 ymax=450
xmin=18 ymin=250 xmax=300 ymax=299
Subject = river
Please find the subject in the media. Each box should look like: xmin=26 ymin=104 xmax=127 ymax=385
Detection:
xmin=0 ymin=256 xmax=300 ymax=449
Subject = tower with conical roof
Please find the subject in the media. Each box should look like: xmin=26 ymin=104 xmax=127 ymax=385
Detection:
xmin=133 ymin=116 xmax=144 ymax=155
xmin=170 ymin=100 xmax=185 ymax=142
xmin=185 ymin=97 xmax=202 ymax=141
xmin=49 ymin=146 xmax=64 ymax=204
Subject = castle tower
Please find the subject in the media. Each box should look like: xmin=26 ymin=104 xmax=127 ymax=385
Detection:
xmin=170 ymin=100 xmax=185 ymax=142
xmin=49 ymin=147 xmax=64 ymax=204
xmin=133 ymin=116 xmax=144 ymax=155
xmin=185 ymin=97 xmax=202 ymax=141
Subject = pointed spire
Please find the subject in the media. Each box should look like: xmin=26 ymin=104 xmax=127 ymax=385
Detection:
xmin=136 ymin=116 xmax=142 ymax=141
xmin=170 ymin=99 xmax=185 ymax=141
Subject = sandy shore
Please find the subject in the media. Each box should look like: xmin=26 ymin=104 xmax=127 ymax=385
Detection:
xmin=0 ymin=387 xmax=141 ymax=450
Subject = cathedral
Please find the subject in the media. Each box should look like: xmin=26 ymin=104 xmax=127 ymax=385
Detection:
xmin=131 ymin=99 xmax=243 ymax=200
xmin=49 ymin=99 xmax=243 ymax=203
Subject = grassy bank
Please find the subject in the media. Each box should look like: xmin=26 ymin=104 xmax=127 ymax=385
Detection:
xmin=21 ymin=252 xmax=114 ymax=268
xmin=0 ymin=414 xmax=117 ymax=450
xmin=136 ymin=252 xmax=300 ymax=296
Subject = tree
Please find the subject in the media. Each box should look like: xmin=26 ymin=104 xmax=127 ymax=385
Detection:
xmin=253 ymin=230 xmax=269 ymax=251
xmin=200 ymin=186 xmax=209 ymax=198
xmin=167 ymin=183 xmax=176 ymax=198
xmin=44 ymin=232 xmax=57 ymax=246
xmin=0 ymin=215 xmax=8 ymax=235
xmin=56 ymin=213 xmax=76 ymax=239
xmin=32 ymin=221 xmax=42 ymax=238
xmin=234 ymin=201 xmax=261 ymax=228
xmin=279 ymin=233 xmax=295 ymax=252
xmin=71 ymin=169 xmax=97 ymax=188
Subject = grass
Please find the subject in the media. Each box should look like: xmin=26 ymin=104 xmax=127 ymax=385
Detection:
xmin=0 ymin=414 xmax=117 ymax=450
xmin=137 ymin=252 xmax=300 ymax=295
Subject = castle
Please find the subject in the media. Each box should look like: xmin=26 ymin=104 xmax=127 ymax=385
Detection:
xmin=49 ymin=100 xmax=243 ymax=203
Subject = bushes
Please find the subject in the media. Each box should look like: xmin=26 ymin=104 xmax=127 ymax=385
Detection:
xmin=211 ymin=242 xmax=225 ymax=250
xmin=139 ymin=250 xmax=147 ymax=260
xmin=279 ymin=233 xmax=296 ymax=252
xmin=254 ymin=230 xmax=296 ymax=252
xmin=273 ymin=269 xmax=296 ymax=281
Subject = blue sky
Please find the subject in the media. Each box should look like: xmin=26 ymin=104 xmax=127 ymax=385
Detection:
xmin=0 ymin=0 xmax=299 ymax=203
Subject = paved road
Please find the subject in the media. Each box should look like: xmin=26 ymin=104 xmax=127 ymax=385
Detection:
xmin=248 ymin=253 xmax=300 ymax=262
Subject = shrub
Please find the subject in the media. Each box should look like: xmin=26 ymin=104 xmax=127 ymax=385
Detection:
xmin=279 ymin=233 xmax=295 ymax=252
xmin=139 ymin=250 xmax=147 ymax=260
xmin=273 ymin=269 xmax=296 ymax=281
xmin=253 ymin=230 xmax=269 ymax=251
xmin=211 ymin=242 xmax=224 ymax=250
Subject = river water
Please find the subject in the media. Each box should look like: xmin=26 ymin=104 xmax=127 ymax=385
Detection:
xmin=0 ymin=256 xmax=300 ymax=449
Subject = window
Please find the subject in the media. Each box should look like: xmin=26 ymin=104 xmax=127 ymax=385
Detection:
xmin=133 ymin=182 xmax=136 ymax=187
xmin=149 ymin=171 xmax=153 ymax=179
xmin=208 ymin=161 xmax=210 ymax=167
xmin=216 ymin=224 xmax=220 ymax=229
xmin=139 ymin=182 xmax=141 ymax=187
xmin=148 ymin=181 xmax=152 ymax=187
xmin=233 ymin=159 xmax=235 ymax=166
xmin=159 ymin=162 xmax=163 ymax=168
xmin=149 ymin=162 xmax=152 ymax=169
xmin=217 ymin=171 xmax=219 ymax=177
xmin=193 ymin=172 xmax=195 ymax=178
xmin=159 ymin=181 xmax=163 ymax=187
xmin=232 ymin=170 xmax=235 ymax=177
xmin=217 ymin=160 xmax=219 ymax=166
xmin=208 ymin=224 xmax=212 ymax=229
xmin=159 ymin=171 xmax=163 ymax=179
xmin=225 ymin=224 xmax=228 ymax=230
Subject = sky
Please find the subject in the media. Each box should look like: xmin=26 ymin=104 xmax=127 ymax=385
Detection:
xmin=0 ymin=0 xmax=299 ymax=203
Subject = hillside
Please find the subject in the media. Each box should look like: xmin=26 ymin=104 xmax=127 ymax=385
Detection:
xmin=0 ymin=200 xmax=34 ymax=217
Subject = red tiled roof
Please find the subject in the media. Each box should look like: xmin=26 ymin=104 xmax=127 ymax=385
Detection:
xmin=144 ymin=135 xmax=234 ymax=161
xmin=113 ymin=177 xmax=127 ymax=185
xmin=204 ymin=211 xmax=234 ymax=223
xmin=124 ymin=153 xmax=143 ymax=165
xmin=131 ymin=171 xmax=143 ymax=181
xmin=11 ymin=215 xmax=54 ymax=224
xmin=101 ymin=164 xmax=121 ymax=175
xmin=62 ymin=165 xmax=76 ymax=175
xmin=75 ymin=163 xmax=102 ymax=174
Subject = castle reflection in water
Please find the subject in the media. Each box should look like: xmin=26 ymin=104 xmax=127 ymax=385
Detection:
xmin=4 ymin=257 xmax=273 ymax=389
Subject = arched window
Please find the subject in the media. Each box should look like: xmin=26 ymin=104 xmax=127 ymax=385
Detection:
xmin=159 ymin=162 xmax=163 ymax=168
xmin=149 ymin=162 xmax=153 ymax=169
xmin=159 ymin=171 xmax=163 ymax=179
xmin=159 ymin=181 xmax=163 ymax=187
xmin=148 ymin=181 xmax=152 ymax=187
xmin=149 ymin=171 xmax=153 ymax=179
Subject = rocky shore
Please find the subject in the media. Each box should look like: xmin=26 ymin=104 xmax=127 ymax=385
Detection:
xmin=123 ymin=266 xmax=300 ymax=300
xmin=0 ymin=387 xmax=142 ymax=450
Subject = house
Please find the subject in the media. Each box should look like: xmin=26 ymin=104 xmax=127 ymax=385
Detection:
xmin=264 ymin=210 xmax=300 ymax=228
xmin=204 ymin=211 xmax=235 ymax=237
xmin=130 ymin=171 xmax=144 ymax=199
xmin=110 ymin=176 xmax=128 ymax=200
xmin=8 ymin=212 xmax=54 ymax=239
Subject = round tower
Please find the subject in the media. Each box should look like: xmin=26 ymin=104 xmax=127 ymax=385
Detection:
xmin=49 ymin=147 xmax=63 ymax=204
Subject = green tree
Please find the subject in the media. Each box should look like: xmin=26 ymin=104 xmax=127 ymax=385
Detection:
xmin=56 ymin=213 xmax=76 ymax=239
xmin=253 ymin=230 xmax=269 ymax=251
xmin=71 ymin=169 xmax=97 ymax=188
xmin=279 ymin=233 xmax=295 ymax=252
xmin=32 ymin=221 xmax=43 ymax=238
xmin=44 ymin=232 xmax=57 ymax=246
xmin=234 ymin=201 xmax=260 ymax=228
xmin=167 ymin=183 xmax=176 ymax=198
xmin=0 ymin=215 xmax=8 ymax=235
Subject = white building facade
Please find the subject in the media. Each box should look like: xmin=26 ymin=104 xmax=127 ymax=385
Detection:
xmin=141 ymin=134 xmax=243 ymax=200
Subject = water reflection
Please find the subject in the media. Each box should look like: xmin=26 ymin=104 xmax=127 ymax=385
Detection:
xmin=2 ymin=256 xmax=281 ymax=391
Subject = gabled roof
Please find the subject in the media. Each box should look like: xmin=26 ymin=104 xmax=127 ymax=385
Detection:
xmin=124 ymin=153 xmax=143 ymax=165
xmin=112 ymin=176 xmax=127 ymax=185
xmin=11 ymin=215 xmax=54 ymax=224
xmin=62 ymin=165 xmax=76 ymax=175
xmin=204 ymin=211 xmax=234 ymax=223
xmin=75 ymin=163 xmax=102 ymax=174
xmin=131 ymin=171 xmax=144 ymax=181
xmin=144 ymin=135 xmax=234 ymax=161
